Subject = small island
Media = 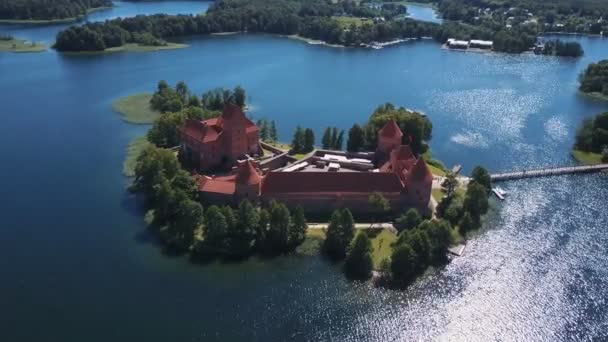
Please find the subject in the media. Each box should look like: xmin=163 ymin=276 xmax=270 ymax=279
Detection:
xmin=121 ymin=80 xmax=492 ymax=288
xmin=0 ymin=35 xmax=45 ymax=53
xmin=0 ymin=0 xmax=112 ymax=24
xmin=572 ymin=112 xmax=608 ymax=165
xmin=579 ymin=60 xmax=608 ymax=101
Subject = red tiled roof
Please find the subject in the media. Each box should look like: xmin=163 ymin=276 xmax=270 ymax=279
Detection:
xmin=392 ymin=145 xmax=414 ymax=160
xmin=407 ymin=158 xmax=433 ymax=183
xmin=198 ymin=177 xmax=236 ymax=195
xmin=379 ymin=119 xmax=403 ymax=139
xmin=261 ymin=172 xmax=404 ymax=194
xmin=182 ymin=119 xmax=221 ymax=143
xmin=235 ymin=160 xmax=262 ymax=185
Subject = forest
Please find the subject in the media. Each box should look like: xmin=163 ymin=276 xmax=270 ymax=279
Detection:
xmin=579 ymin=60 xmax=608 ymax=97
xmin=0 ymin=0 xmax=111 ymax=21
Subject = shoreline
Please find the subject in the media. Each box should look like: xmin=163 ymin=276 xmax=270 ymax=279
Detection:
xmin=0 ymin=6 xmax=113 ymax=25
xmin=572 ymin=149 xmax=604 ymax=165
xmin=579 ymin=91 xmax=608 ymax=102
xmin=0 ymin=38 xmax=46 ymax=53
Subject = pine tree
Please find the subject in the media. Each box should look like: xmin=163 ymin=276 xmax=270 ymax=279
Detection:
xmin=270 ymin=120 xmax=278 ymax=142
xmin=330 ymin=127 xmax=338 ymax=149
xmin=321 ymin=127 xmax=332 ymax=149
xmin=303 ymin=128 xmax=315 ymax=153
xmin=347 ymin=124 xmax=366 ymax=152
xmin=264 ymin=201 xmax=291 ymax=254
xmin=335 ymin=130 xmax=344 ymax=150
xmin=289 ymin=206 xmax=307 ymax=249
xmin=226 ymin=200 xmax=258 ymax=258
xmin=291 ymin=126 xmax=305 ymax=153
xmin=458 ymin=211 xmax=475 ymax=235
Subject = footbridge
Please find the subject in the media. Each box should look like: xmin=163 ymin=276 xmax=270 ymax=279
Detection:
xmin=490 ymin=164 xmax=608 ymax=182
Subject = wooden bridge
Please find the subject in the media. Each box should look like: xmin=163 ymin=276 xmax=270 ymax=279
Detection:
xmin=490 ymin=164 xmax=608 ymax=182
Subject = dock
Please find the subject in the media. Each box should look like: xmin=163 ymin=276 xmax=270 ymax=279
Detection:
xmin=448 ymin=244 xmax=466 ymax=256
xmin=490 ymin=164 xmax=608 ymax=182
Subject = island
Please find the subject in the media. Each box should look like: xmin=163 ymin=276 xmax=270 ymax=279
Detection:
xmin=573 ymin=112 xmax=608 ymax=164
xmin=0 ymin=0 xmax=112 ymax=24
xmin=120 ymin=80 xmax=491 ymax=287
xmin=0 ymin=35 xmax=45 ymax=53
xmin=579 ymin=60 xmax=608 ymax=101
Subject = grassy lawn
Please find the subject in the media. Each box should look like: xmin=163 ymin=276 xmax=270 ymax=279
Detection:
xmin=432 ymin=188 xmax=445 ymax=202
xmin=428 ymin=163 xmax=447 ymax=177
xmin=0 ymin=39 xmax=45 ymax=53
xmin=264 ymin=141 xmax=291 ymax=151
xmin=301 ymin=228 xmax=397 ymax=269
xmin=364 ymin=229 xmax=397 ymax=269
xmin=292 ymin=153 xmax=308 ymax=160
xmin=333 ymin=16 xmax=373 ymax=28
xmin=572 ymin=149 xmax=603 ymax=165
xmin=123 ymin=136 xmax=152 ymax=177
xmin=112 ymin=93 xmax=160 ymax=124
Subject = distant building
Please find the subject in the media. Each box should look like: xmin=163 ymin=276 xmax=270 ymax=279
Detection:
xmin=193 ymin=120 xmax=434 ymax=215
xmin=180 ymin=104 xmax=261 ymax=171
xmin=469 ymin=39 xmax=493 ymax=49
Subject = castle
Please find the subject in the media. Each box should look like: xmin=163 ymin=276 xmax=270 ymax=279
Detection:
xmin=181 ymin=105 xmax=433 ymax=215
xmin=180 ymin=104 xmax=261 ymax=171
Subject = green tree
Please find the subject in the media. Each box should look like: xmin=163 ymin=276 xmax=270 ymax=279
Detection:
xmin=395 ymin=208 xmax=421 ymax=232
xmin=147 ymin=111 xmax=186 ymax=148
xmin=463 ymin=181 xmax=489 ymax=219
xmin=289 ymin=206 xmax=307 ymax=250
xmin=330 ymin=127 xmax=338 ymax=149
xmin=369 ymin=192 xmax=391 ymax=223
xmin=176 ymin=81 xmax=189 ymax=103
xmin=442 ymin=171 xmax=459 ymax=198
xmin=344 ymin=232 xmax=374 ymax=280
xmin=258 ymin=119 xmax=269 ymax=141
xmin=321 ymin=127 xmax=332 ymax=149
xmin=188 ymin=94 xmax=200 ymax=107
xmin=335 ymin=130 xmax=344 ymax=150
xmin=425 ymin=219 xmax=452 ymax=263
xmin=269 ymin=120 xmax=278 ymax=142
xmin=131 ymin=146 xmax=180 ymax=199
xmin=347 ymin=124 xmax=366 ymax=152
xmin=196 ymin=205 xmax=228 ymax=256
xmin=458 ymin=211 xmax=475 ymax=235
xmin=323 ymin=209 xmax=355 ymax=259
xmin=255 ymin=208 xmax=270 ymax=251
xmin=165 ymin=198 xmax=204 ymax=251
xmin=471 ymin=166 xmax=492 ymax=192
xmin=263 ymin=201 xmax=291 ymax=254
xmin=390 ymin=243 xmax=417 ymax=284
xmin=234 ymin=86 xmax=246 ymax=107
xmin=291 ymin=126 xmax=305 ymax=153
xmin=226 ymin=200 xmax=258 ymax=258
xmin=602 ymin=147 xmax=608 ymax=162
xmin=303 ymin=128 xmax=315 ymax=153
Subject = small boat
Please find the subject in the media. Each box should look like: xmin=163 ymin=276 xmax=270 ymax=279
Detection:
xmin=492 ymin=187 xmax=507 ymax=200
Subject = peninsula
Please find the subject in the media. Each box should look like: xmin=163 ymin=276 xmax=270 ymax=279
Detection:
xmin=52 ymin=0 xmax=589 ymax=56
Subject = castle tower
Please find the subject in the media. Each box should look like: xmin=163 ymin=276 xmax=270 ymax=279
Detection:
xmin=377 ymin=119 xmax=403 ymax=155
xmin=234 ymin=159 xmax=262 ymax=201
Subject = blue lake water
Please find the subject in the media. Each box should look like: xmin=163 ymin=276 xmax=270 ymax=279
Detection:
xmin=1 ymin=3 xmax=608 ymax=341
xmin=406 ymin=3 xmax=442 ymax=23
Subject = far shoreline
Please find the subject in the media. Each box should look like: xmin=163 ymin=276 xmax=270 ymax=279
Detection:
xmin=0 ymin=6 xmax=113 ymax=25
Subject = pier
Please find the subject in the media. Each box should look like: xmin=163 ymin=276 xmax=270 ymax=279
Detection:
xmin=490 ymin=164 xmax=608 ymax=182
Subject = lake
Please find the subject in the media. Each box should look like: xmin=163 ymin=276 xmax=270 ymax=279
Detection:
xmin=1 ymin=2 xmax=607 ymax=341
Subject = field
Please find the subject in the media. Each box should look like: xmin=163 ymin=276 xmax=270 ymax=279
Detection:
xmin=572 ymin=149 xmax=603 ymax=165
xmin=0 ymin=39 xmax=45 ymax=53
xmin=123 ymin=136 xmax=152 ymax=177
xmin=112 ymin=93 xmax=160 ymax=124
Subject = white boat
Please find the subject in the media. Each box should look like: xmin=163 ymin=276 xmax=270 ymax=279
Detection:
xmin=492 ymin=186 xmax=507 ymax=200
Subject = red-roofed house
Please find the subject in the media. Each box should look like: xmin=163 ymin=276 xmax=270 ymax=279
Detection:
xmin=181 ymin=104 xmax=261 ymax=171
